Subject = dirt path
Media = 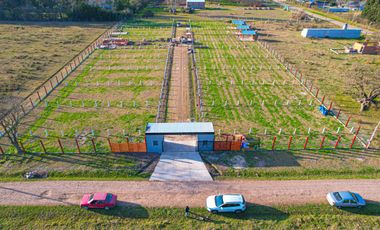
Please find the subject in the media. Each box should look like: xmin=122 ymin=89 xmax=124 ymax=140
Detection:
xmin=0 ymin=179 xmax=379 ymax=207
xmin=167 ymin=45 xmax=190 ymax=122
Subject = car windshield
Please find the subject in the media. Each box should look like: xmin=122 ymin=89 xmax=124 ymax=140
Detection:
xmin=106 ymin=193 xmax=113 ymax=203
xmin=89 ymin=194 xmax=94 ymax=202
xmin=350 ymin=193 xmax=358 ymax=202
xmin=333 ymin=192 xmax=342 ymax=201
xmin=215 ymin=195 xmax=224 ymax=207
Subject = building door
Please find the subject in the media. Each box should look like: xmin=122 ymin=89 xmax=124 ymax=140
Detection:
xmin=163 ymin=135 xmax=197 ymax=152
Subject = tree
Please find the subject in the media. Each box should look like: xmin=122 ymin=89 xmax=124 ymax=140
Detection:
xmin=0 ymin=103 xmax=24 ymax=155
xmin=346 ymin=65 xmax=380 ymax=112
xmin=362 ymin=0 xmax=380 ymax=23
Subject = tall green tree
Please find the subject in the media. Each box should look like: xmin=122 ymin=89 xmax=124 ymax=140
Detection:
xmin=362 ymin=0 xmax=380 ymax=23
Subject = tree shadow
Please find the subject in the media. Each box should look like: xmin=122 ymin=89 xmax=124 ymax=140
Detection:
xmin=89 ymin=202 xmax=149 ymax=219
xmin=339 ymin=200 xmax=380 ymax=216
xmin=215 ymin=203 xmax=289 ymax=221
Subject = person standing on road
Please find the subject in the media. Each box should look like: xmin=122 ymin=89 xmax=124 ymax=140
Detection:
xmin=185 ymin=206 xmax=190 ymax=217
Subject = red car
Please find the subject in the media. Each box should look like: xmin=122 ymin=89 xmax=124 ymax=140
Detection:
xmin=80 ymin=193 xmax=117 ymax=210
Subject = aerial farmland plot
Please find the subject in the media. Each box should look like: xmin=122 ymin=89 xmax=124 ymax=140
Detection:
xmin=192 ymin=19 xmax=355 ymax=149
xmin=6 ymin=19 xmax=172 ymax=153
xmin=0 ymin=22 xmax=110 ymax=112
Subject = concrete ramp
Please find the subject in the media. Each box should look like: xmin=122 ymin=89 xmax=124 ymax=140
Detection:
xmin=150 ymin=151 xmax=213 ymax=181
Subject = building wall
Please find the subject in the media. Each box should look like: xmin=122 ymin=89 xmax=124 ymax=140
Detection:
xmin=146 ymin=135 xmax=164 ymax=153
xmin=301 ymin=28 xmax=361 ymax=39
xmin=197 ymin=134 xmax=215 ymax=151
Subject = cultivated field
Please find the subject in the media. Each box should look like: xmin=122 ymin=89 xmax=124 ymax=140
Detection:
xmin=0 ymin=22 xmax=110 ymax=112
xmin=0 ymin=18 xmax=172 ymax=154
xmin=192 ymin=18 xmax=356 ymax=149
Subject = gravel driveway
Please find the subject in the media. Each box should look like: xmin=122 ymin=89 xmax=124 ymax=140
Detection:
xmin=0 ymin=179 xmax=379 ymax=207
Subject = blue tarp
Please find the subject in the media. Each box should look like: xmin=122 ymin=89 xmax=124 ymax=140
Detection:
xmin=319 ymin=105 xmax=334 ymax=116
xmin=237 ymin=25 xmax=250 ymax=30
xmin=328 ymin=7 xmax=350 ymax=12
xmin=241 ymin=30 xmax=256 ymax=35
xmin=232 ymin=20 xmax=246 ymax=25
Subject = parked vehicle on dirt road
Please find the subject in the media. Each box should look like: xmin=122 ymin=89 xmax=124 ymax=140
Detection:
xmin=326 ymin=191 xmax=366 ymax=208
xmin=80 ymin=193 xmax=117 ymax=210
xmin=206 ymin=194 xmax=246 ymax=214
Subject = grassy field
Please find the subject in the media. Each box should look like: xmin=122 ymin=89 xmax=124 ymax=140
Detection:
xmin=0 ymin=204 xmax=379 ymax=229
xmin=0 ymin=151 xmax=158 ymax=181
xmin=0 ymin=22 xmax=110 ymax=112
xmin=0 ymin=18 xmax=172 ymax=154
xmin=248 ymin=8 xmax=380 ymax=147
xmin=201 ymin=149 xmax=380 ymax=180
xmin=192 ymin=17 xmax=356 ymax=149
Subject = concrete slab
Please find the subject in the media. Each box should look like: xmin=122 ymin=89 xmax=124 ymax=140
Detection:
xmin=163 ymin=135 xmax=197 ymax=152
xmin=150 ymin=151 xmax=213 ymax=181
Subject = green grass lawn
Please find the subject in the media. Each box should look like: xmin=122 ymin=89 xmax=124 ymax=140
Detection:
xmin=0 ymin=204 xmax=379 ymax=229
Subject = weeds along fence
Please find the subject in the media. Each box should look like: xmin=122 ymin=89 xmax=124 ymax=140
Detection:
xmin=256 ymin=39 xmax=367 ymax=148
xmin=0 ymin=22 xmax=120 ymax=133
xmin=156 ymin=21 xmax=176 ymax=122
xmin=189 ymin=21 xmax=204 ymax=121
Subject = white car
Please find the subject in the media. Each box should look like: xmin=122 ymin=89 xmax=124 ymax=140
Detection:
xmin=326 ymin=191 xmax=366 ymax=208
xmin=206 ymin=194 xmax=246 ymax=214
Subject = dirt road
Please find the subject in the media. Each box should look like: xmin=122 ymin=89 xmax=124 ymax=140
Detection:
xmin=167 ymin=45 xmax=190 ymax=122
xmin=0 ymin=179 xmax=379 ymax=207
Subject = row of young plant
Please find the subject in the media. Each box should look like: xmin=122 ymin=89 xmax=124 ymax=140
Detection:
xmin=192 ymin=19 xmax=355 ymax=150
xmin=0 ymin=23 xmax=173 ymax=154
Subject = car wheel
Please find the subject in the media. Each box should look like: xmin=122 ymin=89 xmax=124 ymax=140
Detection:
xmin=211 ymin=210 xmax=218 ymax=214
xmin=105 ymin=207 xmax=110 ymax=210
xmin=234 ymin=210 xmax=242 ymax=214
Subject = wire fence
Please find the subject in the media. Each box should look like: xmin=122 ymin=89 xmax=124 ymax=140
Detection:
xmin=256 ymin=39 xmax=367 ymax=147
xmin=0 ymin=22 xmax=120 ymax=135
xmin=156 ymin=20 xmax=176 ymax=123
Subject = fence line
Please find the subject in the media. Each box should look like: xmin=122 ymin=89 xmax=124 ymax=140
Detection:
xmin=0 ymin=22 xmax=120 ymax=134
xmin=156 ymin=20 xmax=176 ymax=123
xmin=256 ymin=39 xmax=367 ymax=147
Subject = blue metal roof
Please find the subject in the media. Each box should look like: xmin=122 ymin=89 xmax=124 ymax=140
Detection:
xmin=241 ymin=30 xmax=256 ymax=35
xmin=237 ymin=25 xmax=250 ymax=30
xmin=146 ymin=122 xmax=214 ymax=134
xmin=232 ymin=20 xmax=246 ymax=25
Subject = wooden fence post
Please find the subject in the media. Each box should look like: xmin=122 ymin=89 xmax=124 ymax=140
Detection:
xmin=40 ymin=140 xmax=47 ymax=154
xmin=0 ymin=145 xmax=4 ymax=154
xmin=91 ymin=138 xmax=96 ymax=153
xmin=350 ymin=135 xmax=357 ymax=149
xmin=29 ymin=97 xmax=34 ymax=108
xmin=37 ymin=91 xmax=42 ymax=101
xmin=75 ymin=138 xmax=81 ymax=154
xmin=321 ymin=95 xmax=325 ymax=105
xmin=303 ymin=136 xmax=309 ymax=150
xmin=334 ymin=136 xmax=341 ymax=148
xmin=328 ymin=102 xmax=333 ymax=110
xmin=320 ymin=136 xmax=326 ymax=149
xmin=288 ymin=136 xmax=293 ymax=150
xmin=272 ymin=136 xmax=277 ymax=150
xmin=336 ymin=109 xmax=341 ymax=119
xmin=57 ymin=138 xmax=64 ymax=154
xmin=50 ymin=80 xmax=54 ymax=89
xmin=107 ymin=138 xmax=112 ymax=152
xmin=355 ymin=126 xmax=361 ymax=135
xmin=315 ymin=88 xmax=319 ymax=98
xmin=43 ymin=86 xmax=48 ymax=95
xmin=345 ymin=116 xmax=352 ymax=127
